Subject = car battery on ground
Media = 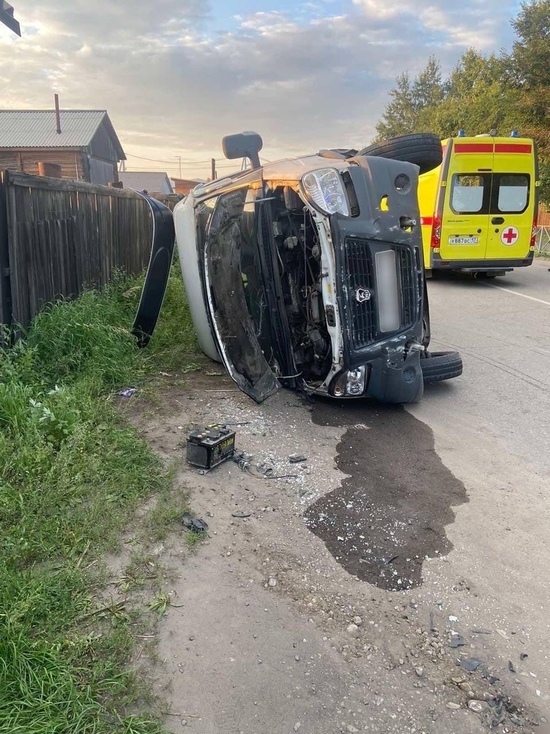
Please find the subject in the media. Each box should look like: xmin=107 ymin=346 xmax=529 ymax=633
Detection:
xmin=186 ymin=424 xmax=236 ymax=471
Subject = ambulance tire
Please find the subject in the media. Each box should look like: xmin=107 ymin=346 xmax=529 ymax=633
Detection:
xmin=421 ymin=351 xmax=463 ymax=384
xmin=358 ymin=133 xmax=442 ymax=174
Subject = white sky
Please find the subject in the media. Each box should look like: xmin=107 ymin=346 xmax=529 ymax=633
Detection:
xmin=0 ymin=0 xmax=522 ymax=179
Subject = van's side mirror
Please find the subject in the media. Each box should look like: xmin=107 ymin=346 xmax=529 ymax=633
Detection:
xmin=222 ymin=132 xmax=263 ymax=169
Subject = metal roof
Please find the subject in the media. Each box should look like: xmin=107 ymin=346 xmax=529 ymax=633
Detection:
xmin=119 ymin=171 xmax=174 ymax=194
xmin=0 ymin=110 xmax=125 ymax=157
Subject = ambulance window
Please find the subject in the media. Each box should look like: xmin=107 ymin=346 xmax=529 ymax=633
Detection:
xmin=450 ymin=174 xmax=485 ymax=214
xmin=496 ymin=174 xmax=529 ymax=213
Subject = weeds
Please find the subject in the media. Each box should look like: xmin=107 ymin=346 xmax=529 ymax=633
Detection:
xmin=0 ymin=265 xmax=201 ymax=733
xmin=141 ymin=258 xmax=200 ymax=374
xmin=184 ymin=530 xmax=208 ymax=550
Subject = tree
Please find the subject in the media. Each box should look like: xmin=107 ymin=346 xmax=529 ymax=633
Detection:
xmin=413 ymin=56 xmax=445 ymax=110
xmin=375 ymin=72 xmax=417 ymax=140
xmin=509 ymin=0 xmax=550 ymax=91
xmin=422 ymin=50 xmax=514 ymax=138
xmin=375 ymin=57 xmax=445 ymax=140
xmin=507 ymin=1 xmax=550 ymax=200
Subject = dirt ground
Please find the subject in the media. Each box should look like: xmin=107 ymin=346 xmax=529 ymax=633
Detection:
xmin=121 ymin=370 xmax=548 ymax=734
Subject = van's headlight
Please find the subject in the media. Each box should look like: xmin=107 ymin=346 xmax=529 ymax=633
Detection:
xmin=301 ymin=168 xmax=350 ymax=216
xmin=332 ymin=366 xmax=367 ymax=397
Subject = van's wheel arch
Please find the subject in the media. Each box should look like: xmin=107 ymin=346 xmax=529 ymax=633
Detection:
xmin=358 ymin=133 xmax=442 ymax=174
xmin=421 ymin=350 xmax=463 ymax=384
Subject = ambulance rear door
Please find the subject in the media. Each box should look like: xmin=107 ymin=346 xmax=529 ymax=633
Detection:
xmin=485 ymin=138 xmax=535 ymax=261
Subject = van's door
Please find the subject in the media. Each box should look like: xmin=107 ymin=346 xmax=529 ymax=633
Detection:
xmin=485 ymin=140 xmax=534 ymax=261
xmin=439 ymin=140 xmax=493 ymax=262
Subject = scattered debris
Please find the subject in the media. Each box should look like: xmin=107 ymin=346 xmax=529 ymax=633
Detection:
xmin=451 ymin=675 xmax=466 ymax=685
xmin=483 ymin=695 xmax=525 ymax=729
xmin=467 ymin=700 xmax=487 ymax=714
xmin=508 ymin=660 xmax=516 ymax=673
xmin=471 ymin=628 xmax=492 ymax=635
xmin=265 ymin=473 xmax=299 ymax=480
xmin=520 ymin=652 xmax=528 ymax=660
xmin=118 ymin=387 xmax=137 ymax=398
xmin=181 ymin=513 xmax=209 ymax=533
xmin=459 ymin=658 xmax=483 ymax=672
xmin=496 ymin=629 xmax=509 ymax=640
xmin=448 ymin=615 xmax=459 ymax=622
xmin=446 ymin=702 xmax=461 ymax=710
xmin=231 ymin=511 xmax=252 ymax=518
xmin=288 ymin=454 xmax=307 ymax=463
xmin=233 ymin=451 xmax=253 ymax=471
xmin=268 ymin=577 xmax=277 ymax=587
xmin=449 ymin=634 xmax=467 ymax=648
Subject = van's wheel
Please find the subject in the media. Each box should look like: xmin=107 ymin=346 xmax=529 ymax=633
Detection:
xmin=421 ymin=350 xmax=463 ymax=383
xmin=358 ymin=133 xmax=442 ymax=174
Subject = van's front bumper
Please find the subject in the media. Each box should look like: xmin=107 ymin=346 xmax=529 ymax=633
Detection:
xmin=319 ymin=347 xmax=424 ymax=403
xmin=364 ymin=348 xmax=424 ymax=403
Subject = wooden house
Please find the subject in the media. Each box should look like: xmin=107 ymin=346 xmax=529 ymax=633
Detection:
xmin=0 ymin=109 xmax=126 ymax=185
xmin=119 ymin=171 xmax=174 ymax=195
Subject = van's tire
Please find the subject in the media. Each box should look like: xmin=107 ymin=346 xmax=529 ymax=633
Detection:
xmin=421 ymin=350 xmax=463 ymax=383
xmin=358 ymin=133 xmax=442 ymax=174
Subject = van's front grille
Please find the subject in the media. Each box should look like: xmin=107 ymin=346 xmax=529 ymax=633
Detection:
xmin=343 ymin=238 xmax=418 ymax=350
xmin=396 ymin=246 xmax=416 ymax=328
xmin=344 ymin=238 xmax=376 ymax=349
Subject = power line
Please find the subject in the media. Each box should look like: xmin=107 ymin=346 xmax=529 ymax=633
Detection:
xmin=125 ymin=151 xmax=274 ymax=166
xmin=124 ymin=162 xmax=243 ymax=172
xmin=125 ymin=151 xmax=214 ymax=164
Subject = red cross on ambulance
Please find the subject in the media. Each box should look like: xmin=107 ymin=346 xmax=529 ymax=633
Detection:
xmin=501 ymin=226 xmax=519 ymax=246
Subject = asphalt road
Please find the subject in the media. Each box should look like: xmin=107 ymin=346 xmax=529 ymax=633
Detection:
xmin=407 ymin=258 xmax=550 ymax=716
xmin=420 ymin=259 xmax=550 ymax=474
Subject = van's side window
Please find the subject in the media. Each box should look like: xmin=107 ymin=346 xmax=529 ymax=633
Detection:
xmin=450 ymin=175 xmax=486 ymax=214
xmin=496 ymin=174 xmax=529 ymax=213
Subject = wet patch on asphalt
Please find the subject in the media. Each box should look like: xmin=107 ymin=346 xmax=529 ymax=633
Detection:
xmin=305 ymin=402 xmax=468 ymax=591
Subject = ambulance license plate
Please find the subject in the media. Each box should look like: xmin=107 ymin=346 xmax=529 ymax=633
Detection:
xmin=449 ymin=236 xmax=479 ymax=245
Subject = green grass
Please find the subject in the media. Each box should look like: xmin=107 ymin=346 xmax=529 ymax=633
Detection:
xmin=140 ymin=258 xmax=200 ymax=374
xmin=0 ymin=264 xmax=201 ymax=733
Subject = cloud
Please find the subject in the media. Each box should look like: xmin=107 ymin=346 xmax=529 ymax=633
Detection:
xmin=0 ymin=0 xmax=521 ymax=178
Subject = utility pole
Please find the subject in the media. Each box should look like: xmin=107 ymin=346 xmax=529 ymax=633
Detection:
xmin=211 ymin=158 xmax=216 ymax=180
xmin=175 ymin=156 xmax=182 ymax=179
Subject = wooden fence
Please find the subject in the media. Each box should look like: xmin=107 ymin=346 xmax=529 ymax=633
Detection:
xmin=0 ymin=170 xmax=154 ymax=328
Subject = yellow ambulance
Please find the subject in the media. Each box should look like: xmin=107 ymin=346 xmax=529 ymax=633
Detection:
xmin=418 ymin=132 xmax=538 ymax=276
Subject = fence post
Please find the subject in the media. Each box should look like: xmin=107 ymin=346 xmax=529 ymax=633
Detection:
xmin=535 ymin=225 xmax=550 ymax=254
xmin=0 ymin=170 xmax=12 ymax=327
